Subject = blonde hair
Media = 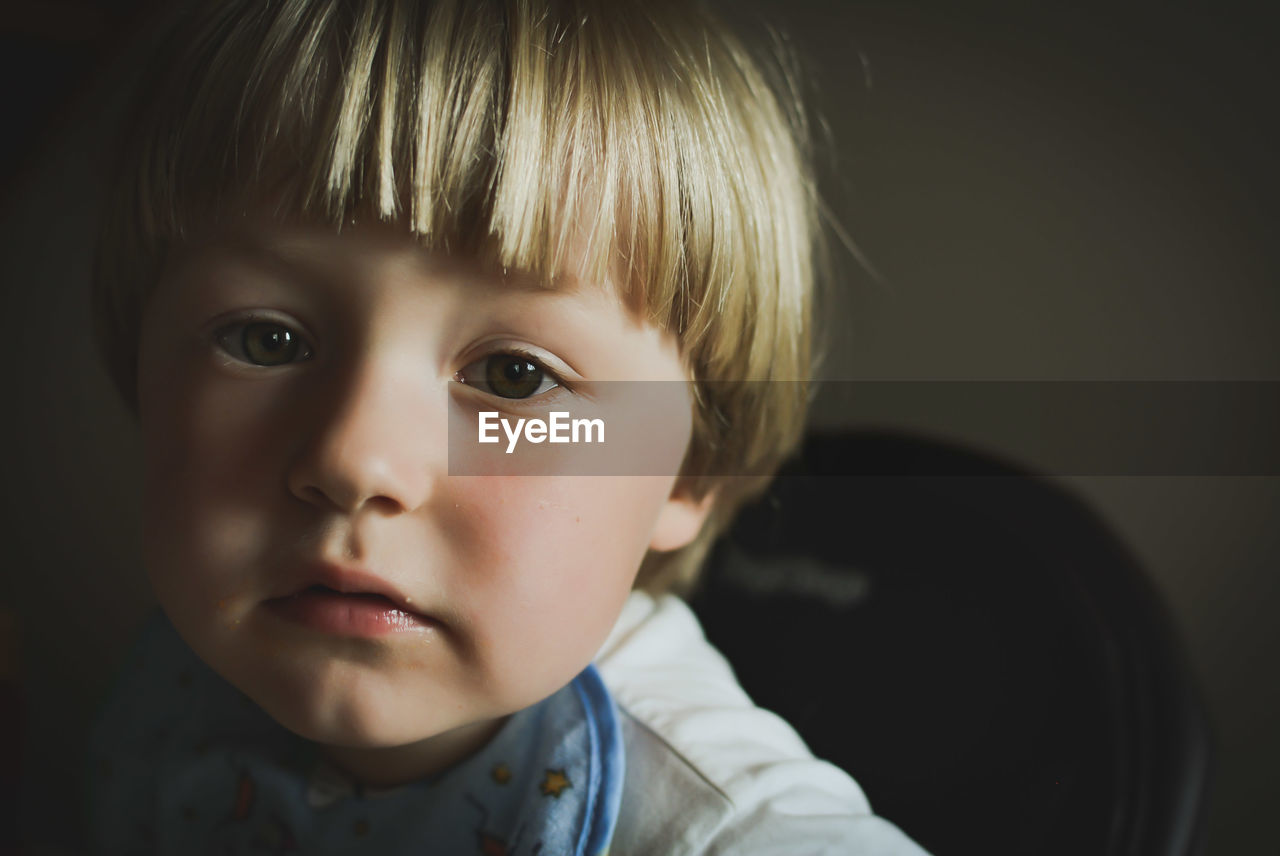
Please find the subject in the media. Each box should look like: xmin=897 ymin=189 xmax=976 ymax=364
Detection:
xmin=94 ymin=0 xmax=822 ymax=594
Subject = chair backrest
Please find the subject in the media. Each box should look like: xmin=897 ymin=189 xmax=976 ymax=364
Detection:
xmin=689 ymin=430 xmax=1213 ymax=856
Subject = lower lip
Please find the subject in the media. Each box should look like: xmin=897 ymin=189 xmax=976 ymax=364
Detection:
xmin=266 ymin=589 xmax=435 ymax=637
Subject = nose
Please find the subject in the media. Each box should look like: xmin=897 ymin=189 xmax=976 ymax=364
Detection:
xmin=286 ymin=355 xmax=441 ymax=515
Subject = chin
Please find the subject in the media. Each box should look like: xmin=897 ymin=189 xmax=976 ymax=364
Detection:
xmin=261 ymin=665 xmax=480 ymax=753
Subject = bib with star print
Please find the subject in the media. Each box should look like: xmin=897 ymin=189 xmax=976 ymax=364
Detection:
xmin=89 ymin=611 xmax=625 ymax=855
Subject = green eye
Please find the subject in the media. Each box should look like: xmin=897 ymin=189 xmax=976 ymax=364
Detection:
xmin=485 ymin=354 xmax=546 ymax=399
xmin=458 ymin=351 xmax=562 ymax=400
xmin=243 ymin=323 xmax=299 ymax=365
xmin=217 ymin=321 xmax=312 ymax=366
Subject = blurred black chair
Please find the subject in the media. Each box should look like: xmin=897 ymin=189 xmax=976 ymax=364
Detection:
xmin=689 ymin=430 xmax=1213 ymax=856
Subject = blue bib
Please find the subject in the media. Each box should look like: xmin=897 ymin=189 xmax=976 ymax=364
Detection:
xmin=89 ymin=613 xmax=624 ymax=855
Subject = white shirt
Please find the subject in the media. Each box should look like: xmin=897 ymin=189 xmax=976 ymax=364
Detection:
xmin=595 ymin=592 xmax=931 ymax=855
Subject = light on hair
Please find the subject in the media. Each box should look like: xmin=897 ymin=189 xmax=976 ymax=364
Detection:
xmin=94 ymin=0 xmax=822 ymax=594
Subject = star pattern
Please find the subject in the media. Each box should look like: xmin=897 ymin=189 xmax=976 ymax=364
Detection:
xmin=540 ymin=769 xmax=571 ymax=798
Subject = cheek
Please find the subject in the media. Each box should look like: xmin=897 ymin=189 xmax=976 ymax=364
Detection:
xmin=137 ymin=366 xmax=289 ymax=608
xmin=448 ymin=475 xmax=674 ymax=668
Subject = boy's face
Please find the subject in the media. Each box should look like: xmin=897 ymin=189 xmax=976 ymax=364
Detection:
xmin=136 ymin=218 xmax=707 ymax=783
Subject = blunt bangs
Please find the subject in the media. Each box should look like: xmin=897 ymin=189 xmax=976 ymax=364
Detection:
xmin=95 ymin=0 xmax=820 ymax=592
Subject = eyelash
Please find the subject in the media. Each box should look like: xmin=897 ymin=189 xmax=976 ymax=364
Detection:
xmin=212 ymin=319 xmax=570 ymax=404
xmin=455 ymin=346 xmax=572 ymax=404
xmin=213 ymin=317 xmax=314 ymax=367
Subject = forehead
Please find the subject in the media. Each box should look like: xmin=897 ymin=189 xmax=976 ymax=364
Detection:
xmin=164 ymin=216 xmax=626 ymax=307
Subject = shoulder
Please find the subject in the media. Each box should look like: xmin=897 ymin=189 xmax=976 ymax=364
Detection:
xmin=595 ymin=592 xmax=930 ymax=856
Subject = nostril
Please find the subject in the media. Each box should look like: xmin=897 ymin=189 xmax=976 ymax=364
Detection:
xmin=367 ymin=495 xmax=404 ymax=515
xmin=292 ymin=483 xmax=408 ymax=516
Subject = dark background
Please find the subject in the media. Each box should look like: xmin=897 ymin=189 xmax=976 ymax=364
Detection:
xmin=2 ymin=0 xmax=1276 ymax=852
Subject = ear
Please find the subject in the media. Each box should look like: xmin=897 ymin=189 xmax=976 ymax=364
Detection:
xmin=648 ymin=483 xmax=718 ymax=552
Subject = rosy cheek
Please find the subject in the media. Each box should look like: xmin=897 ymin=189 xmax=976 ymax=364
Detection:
xmin=448 ymin=476 xmax=661 ymax=629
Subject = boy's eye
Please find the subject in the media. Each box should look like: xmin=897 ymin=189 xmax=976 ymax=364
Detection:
xmin=216 ymin=321 xmax=313 ymax=366
xmin=457 ymin=353 xmax=562 ymax=400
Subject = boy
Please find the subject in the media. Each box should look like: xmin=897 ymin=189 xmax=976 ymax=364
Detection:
xmin=88 ymin=0 xmax=928 ymax=852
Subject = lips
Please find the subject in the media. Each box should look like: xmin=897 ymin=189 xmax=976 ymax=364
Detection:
xmin=265 ymin=562 xmax=435 ymax=637
xmin=300 ymin=563 xmax=417 ymax=609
